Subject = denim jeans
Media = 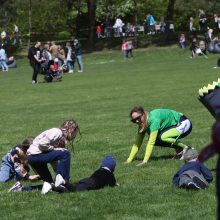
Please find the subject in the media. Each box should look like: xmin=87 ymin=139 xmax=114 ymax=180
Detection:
xmin=76 ymin=55 xmax=83 ymax=71
xmin=28 ymin=150 xmax=71 ymax=183
xmin=67 ymin=60 xmax=73 ymax=71
xmin=0 ymin=155 xmax=14 ymax=182
xmin=0 ymin=60 xmax=8 ymax=70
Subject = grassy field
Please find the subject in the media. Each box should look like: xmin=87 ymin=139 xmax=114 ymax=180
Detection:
xmin=0 ymin=46 xmax=219 ymax=220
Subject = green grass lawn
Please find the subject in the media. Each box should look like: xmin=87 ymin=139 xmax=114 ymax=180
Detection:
xmin=0 ymin=46 xmax=219 ymax=220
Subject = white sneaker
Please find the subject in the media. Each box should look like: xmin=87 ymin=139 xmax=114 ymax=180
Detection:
xmin=8 ymin=181 xmax=23 ymax=192
xmin=55 ymin=174 xmax=65 ymax=187
xmin=32 ymin=80 xmax=36 ymax=84
xmin=78 ymin=70 xmax=83 ymax=73
xmin=68 ymin=70 xmax=73 ymax=73
xmin=41 ymin=182 xmax=52 ymax=194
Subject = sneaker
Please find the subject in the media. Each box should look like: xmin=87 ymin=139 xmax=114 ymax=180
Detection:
xmin=55 ymin=174 xmax=65 ymax=187
xmin=32 ymin=80 xmax=36 ymax=84
xmin=187 ymin=181 xmax=200 ymax=190
xmin=179 ymin=146 xmax=190 ymax=160
xmin=41 ymin=182 xmax=52 ymax=194
xmin=192 ymin=176 xmax=207 ymax=189
xmin=78 ymin=70 xmax=83 ymax=73
xmin=8 ymin=181 xmax=23 ymax=192
xmin=68 ymin=70 xmax=73 ymax=73
xmin=52 ymin=184 xmax=69 ymax=193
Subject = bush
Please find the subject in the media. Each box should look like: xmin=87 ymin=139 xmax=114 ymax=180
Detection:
xmin=56 ymin=31 xmax=71 ymax=40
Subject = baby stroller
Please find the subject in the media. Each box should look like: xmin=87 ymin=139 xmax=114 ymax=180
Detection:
xmin=44 ymin=59 xmax=62 ymax=83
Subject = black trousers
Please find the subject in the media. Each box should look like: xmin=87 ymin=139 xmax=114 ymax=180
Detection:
xmin=72 ymin=177 xmax=96 ymax=192
xmin=30 ymin=61 xmax=40 ymax=82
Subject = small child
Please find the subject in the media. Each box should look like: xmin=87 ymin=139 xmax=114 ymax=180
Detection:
xmin=0 ymin=45 xmax=8 ymax=71
xmin=189 ymin=38 xmax=197 ymax=58
xmin=0 ymin=137 xmax=39 ymax=182
xmin=121 ymin=40 xmax=128 ymax=59
xmin=96 ymin=25 xmax=102 ymax=38
xmin=41 ymin=155 xmax=118 ymax=194
xmin=179 ymin=34 xmax=186 ymax=49
xmin=172 ymin=148 xmax=213 ymax=190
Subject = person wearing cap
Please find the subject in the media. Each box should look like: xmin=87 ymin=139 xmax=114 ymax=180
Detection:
xmin=73 ymin=39 xmax=83 ymax=72
xmin=126 ymin=107 xmax=192 ymax=166
xmin=173 ymin=148 xmax=213 ymax=190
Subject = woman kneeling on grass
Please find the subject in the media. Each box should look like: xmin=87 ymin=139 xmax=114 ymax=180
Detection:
xmin=125 ymin=107 xmax=192 ymax=166
xmin=27 ymin=119 xmax=80 ymax=190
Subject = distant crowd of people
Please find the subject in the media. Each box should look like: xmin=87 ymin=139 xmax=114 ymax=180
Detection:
xmin=27 ymin=39 xmax=83 ymax=84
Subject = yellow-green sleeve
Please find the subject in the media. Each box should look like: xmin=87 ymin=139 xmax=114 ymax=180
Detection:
xmin=126 ymin=132 xmax=145 ymax=163
xmin=143 ymin=131 xmax=158 ymax=163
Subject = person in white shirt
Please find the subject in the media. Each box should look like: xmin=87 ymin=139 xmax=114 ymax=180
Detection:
xmin=0 ymin=45 xmax=8 ymax=71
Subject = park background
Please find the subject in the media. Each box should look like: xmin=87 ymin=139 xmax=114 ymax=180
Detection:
xmin=0 ymin=0 xmax=220 ymax=220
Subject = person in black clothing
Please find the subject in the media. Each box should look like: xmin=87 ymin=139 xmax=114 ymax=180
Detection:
xmin=71 ymin=155 xmax=117 ymax=192
xmin=28 ymin=41 xmax=44 ymax=84
xmin=40 ymin=155 xmax=118 ymax=194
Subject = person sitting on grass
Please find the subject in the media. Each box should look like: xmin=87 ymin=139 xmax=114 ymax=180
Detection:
xmin=27 ymin=120 xmax=80 ymax=191
xmin=0 ymin=137 xmax=40 ymax=182
xmin=125 ymin=107 xmax=192 ymax=166
xmin=172 ymin=148 xmax=213 ymax=190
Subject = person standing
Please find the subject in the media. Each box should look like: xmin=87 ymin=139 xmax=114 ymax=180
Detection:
xmin=198 ymin=120 xmax=220 ymax=218
xmin=28 ymin=41 xmax=44 ymax=84
xmin=74 ymin=39 xmax=83 ymax=73
xmin=198 ymin=9 xmax=207 ymax=32
xmin=13 ymin=24 xmax=22 ymax=46
xmin=126 ymin=107 xmax=192 ymax=166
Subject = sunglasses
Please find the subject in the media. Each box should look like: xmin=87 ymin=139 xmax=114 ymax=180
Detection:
xmin=131 ymin=114 xmax=143 ymax=123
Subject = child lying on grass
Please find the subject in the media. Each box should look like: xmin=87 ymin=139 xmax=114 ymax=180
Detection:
xmin=172 ymin=148 xmax=213 ymax=190
xmin=8 ymin=155 xmax=118 ymax=193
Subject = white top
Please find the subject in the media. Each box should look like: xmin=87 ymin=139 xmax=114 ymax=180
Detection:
xmin=27 ymin=128 xmax=63 ymax=155
xmin=0 ymin=48 xmax=6 ymax=60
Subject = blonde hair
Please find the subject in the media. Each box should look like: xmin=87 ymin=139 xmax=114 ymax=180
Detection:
xmin=60 ymin=119 xmax=80 ymax=142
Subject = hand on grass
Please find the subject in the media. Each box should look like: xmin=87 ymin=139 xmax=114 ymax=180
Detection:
xmin=136 ymin=161 xmax=147 ymax=167
xmin=29 ymin=174 xmax=41 ymax=181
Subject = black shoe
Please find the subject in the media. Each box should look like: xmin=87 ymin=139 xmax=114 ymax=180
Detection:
xmin=192 ymin=176 xmax=208 ymax=189
xmin=51 ymin=183 xmax=69 ymax=193
xmin=187 ymin=181 xmax=200 ymax=190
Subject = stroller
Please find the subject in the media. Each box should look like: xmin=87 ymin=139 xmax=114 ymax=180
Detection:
xmin=44 ymin=59 xmax=62 ymax=83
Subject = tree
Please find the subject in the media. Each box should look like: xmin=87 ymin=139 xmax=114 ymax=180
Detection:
xmin=87 ymin=0 xmax=96 ymax=49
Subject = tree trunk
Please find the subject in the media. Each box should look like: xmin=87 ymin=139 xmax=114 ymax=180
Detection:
xmin=165 ymin=0 xmax=176 ymax=42
xmin=87 ymin=0 xmax=96 ymax=50
xmin=28 ymin=0 xmax=32 ymax=47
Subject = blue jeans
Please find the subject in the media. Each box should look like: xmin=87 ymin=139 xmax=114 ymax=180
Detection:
xmin=67 ymin=60 xmax=74 ymax=71
xmin=0 ymin=60 xmax=8 ymax=70
xmin=28 ymin=150 xmax=71 ymax=183
xmin=0 ymin=155 xmax=14 ymax=182
xmin=76 ymin=55 xmax=83 ymax=71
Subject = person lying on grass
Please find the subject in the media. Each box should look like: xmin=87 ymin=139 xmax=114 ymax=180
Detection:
xmin=0 ymin=137 xmax=40 ymax=182
xmin=27 ymin=119 xmax=80 ymax=190
xmin=172 ymin=148 xmax=213 ymax=190
xmin=126 ymin=107 xmax=192 ymax=166
xmin=8 ymin=155 xmax=118 ymax=194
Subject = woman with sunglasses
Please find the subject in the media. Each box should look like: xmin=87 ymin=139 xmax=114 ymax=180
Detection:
xmin=126 ymin=107 xmax=192 ymax=166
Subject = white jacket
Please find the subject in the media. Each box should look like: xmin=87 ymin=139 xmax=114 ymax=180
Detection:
xmin=27 ymin=128 xmax=63 ymax=155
